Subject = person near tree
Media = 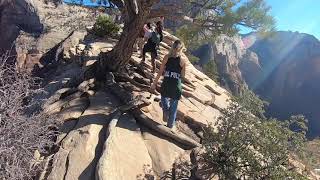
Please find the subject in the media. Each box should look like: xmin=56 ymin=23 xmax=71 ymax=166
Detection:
xmin=141 ymin=21 xmax=163 ymax=73
xmin=136 ymin=23 xmax=152 ymax=57
xmin=151 ymin=40 xmax=186 ymax=129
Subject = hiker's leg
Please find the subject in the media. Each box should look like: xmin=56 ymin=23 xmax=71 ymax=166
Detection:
xmin=151 ymin=51 xmax=157 ymax=73
xmin=161 ymin=96 xmax=170 ymax=122
xmin=167 ymin=98 xmax=179 ymax=128
xmin=138 ymin=38 xmax=144 ymax=57
xmin=151 ymin=57 xmax=156 ymax=73
xmin=134 ymin=39 xmax=139 ymax=52
xmin=141 ymin=46 xmax=147 ymax=63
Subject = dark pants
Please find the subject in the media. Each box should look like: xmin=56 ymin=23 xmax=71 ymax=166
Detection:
xmin=142 ymin=42 xmax=157 ymax=72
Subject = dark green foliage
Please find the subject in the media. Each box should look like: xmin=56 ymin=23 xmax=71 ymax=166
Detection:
xmin=199 ymin=93 xmax=307 ymax=179
xmin=176 ymin=0 xmax=275 ymax=48
xmin=186 ymin=53 xmax=200 ymax=64
xmin=297 ymin=138 xmax=320 ymax=173
xmin=234 ymin=88 xmax=268 ymax=119
xmin=203 ymin=60 xmax=220 ymax=82
xmin=176 ymin=25 xmax=203 ymax=49
xmin=93 ymin=15 xmax=120 ymax=37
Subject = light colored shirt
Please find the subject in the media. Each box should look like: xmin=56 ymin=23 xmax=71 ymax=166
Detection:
xmin=144 ymin=30 xmax=152 ymax=39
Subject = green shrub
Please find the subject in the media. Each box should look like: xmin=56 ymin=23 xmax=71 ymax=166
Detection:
xmin=199 ymin=96 xmax=307 ymax=179
xmin=235 ymin=88 xmax=269 ymax=119
xmin=297 ymin=138 xmax=320 ymax=172
xmin=203 ymin=60 xmax=220 ymax=82
xmin=93 ymin=15 xmax=120 ymax=37
xmin=186 ymin=53 xmax=200 ymax=64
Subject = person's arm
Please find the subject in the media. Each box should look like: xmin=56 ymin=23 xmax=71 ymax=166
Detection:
xmin=151 ymin=55 xmax=169 ymax=90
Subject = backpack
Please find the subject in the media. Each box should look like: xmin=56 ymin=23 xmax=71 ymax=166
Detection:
xmin=151 ymin=31 xmax=161 ymax=45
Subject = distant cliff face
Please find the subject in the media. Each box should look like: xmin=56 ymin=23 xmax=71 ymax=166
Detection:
xmin=193 ymin=35 xmax=248 ymax=95
xmin=245 ymin=31 xmax=320 ymax=138
xmin=195 ymin=31 xmax=320 ymax=138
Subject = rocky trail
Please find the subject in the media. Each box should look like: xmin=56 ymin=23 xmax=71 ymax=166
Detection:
xmin=1 ymin=0 xmax=319 ymax=179
xmin=0 ymin=1 xmax=230 ymax=178
xmin=33 ymin=27 xmax=231 ymax=180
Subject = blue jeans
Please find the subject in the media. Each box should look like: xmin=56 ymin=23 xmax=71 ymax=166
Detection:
xmin=161 ymin=96 xmax=179 ymax=128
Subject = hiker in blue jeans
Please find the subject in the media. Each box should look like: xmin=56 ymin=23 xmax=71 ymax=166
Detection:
xmin=151 ymin=40 xmax=186 ymax=129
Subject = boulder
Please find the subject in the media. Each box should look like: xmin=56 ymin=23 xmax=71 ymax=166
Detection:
xmin=44 ymin=91 xmax=84 ymax=115
xmin=55 ymin=119 xmax=79 ymax=144
xmin=47 ymin=149 xmax=69 ymax=180
xmin=41 ymin=63 xmax=84 ymax=97
xmin=141 ymin=127 xmax=185 ymax=177
xmin=48 ymin=91 xmax=120 ymax=180
xmin=59 ymin=97 xmax=90 ymax=121
xmin=44 ymin=87 xmax=78 ymax=107
xmin=96 ymin=113 xmax=153 ymax=180
xmin=0 ymin=0 xmax=43 ymax=55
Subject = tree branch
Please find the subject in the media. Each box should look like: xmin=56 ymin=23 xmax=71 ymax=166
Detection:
xmin=149 ymin=5 xmax=194 ymax=23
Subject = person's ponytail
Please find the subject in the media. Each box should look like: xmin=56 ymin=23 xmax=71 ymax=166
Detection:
xmin=168 ymin=40 xmax=184 ymax=58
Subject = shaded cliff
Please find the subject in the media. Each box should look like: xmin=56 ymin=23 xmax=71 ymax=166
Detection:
xmin=194 ymin=31 xmax=320 ymax=137
xmin=194 ymin=31 xmax=320 ymax=138
xmin=244 ymin=31 xmax=320 ymax=138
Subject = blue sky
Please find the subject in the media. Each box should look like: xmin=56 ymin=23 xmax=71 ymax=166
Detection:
xmin=64 ymin=0 xmax=110 ymax=6
xmin=243 ymin=0 xmax=320 ymax=39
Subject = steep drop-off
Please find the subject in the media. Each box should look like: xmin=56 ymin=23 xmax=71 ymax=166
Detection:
xmin=245 ymin=31 xmax=320 ymax=138
xmin=196 ymin=31 xmax=320 ymax=138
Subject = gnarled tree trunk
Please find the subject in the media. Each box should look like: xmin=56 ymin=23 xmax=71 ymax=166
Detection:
xmin=101 ymin=0 xmax=159 ymax=72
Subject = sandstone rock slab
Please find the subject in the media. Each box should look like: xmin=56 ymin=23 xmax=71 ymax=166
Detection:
xmin=48 ymin=91 xmax=119 ymax=180
xmin=141 ymin=127 xmax=185 ymax=177
xmin=59 ymin=97 xmax=90 ymax=121
xmin=96 ymin=113 xmax=153 ymax=180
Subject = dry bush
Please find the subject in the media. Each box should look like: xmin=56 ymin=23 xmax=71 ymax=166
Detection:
xmin=0 ymin=53 xmax=60 ymax=180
